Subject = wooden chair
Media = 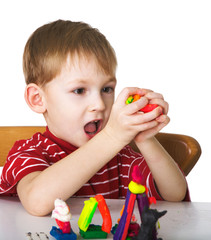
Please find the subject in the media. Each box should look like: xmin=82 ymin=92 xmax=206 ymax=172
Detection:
xmin=0 ymin=126 xmax=201 ymax=176
xmin=0 ymin=126 xmax=46 ymax=167
xmin=130 ymin=132 xmax=201 ymax=176
xmin=156 ymin=133 xmax=201 ymax=175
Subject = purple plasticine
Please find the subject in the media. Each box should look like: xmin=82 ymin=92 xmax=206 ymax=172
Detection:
xmin=113 ymin=189 xmax=135 ymax=240
xmin=137 ymin=194 xmax=157 ymax=240
xmin=137 ymin=193 xmax=149 ymax=215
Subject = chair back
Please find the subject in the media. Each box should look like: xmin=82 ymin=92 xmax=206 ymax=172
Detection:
xmin=0 ymin=126 xmax=45 ymax=166
xmin=130 ymin=132 xmax=201 ymax=176
xmin=156 ymin=133 xmax=201 ymax=176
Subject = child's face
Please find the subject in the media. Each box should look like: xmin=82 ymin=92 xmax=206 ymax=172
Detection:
xmin=42 ymin=54 xmax=116 ymax=147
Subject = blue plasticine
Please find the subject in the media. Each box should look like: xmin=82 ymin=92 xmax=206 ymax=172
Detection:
xmin=50 ymin=226 xmax=77 ymax=240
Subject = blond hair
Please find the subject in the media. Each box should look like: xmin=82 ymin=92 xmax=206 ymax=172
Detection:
xmin=23 ymin=19 xmax=117 ymax=86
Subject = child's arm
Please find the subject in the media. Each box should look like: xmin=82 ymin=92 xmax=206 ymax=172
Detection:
xmin=17 ymin=87 xmax=161 ymax=216
xmin=136 ymin=137 xmax=187 ymax=201
xmin=132 ymin=90 xmax=187 ymax=201
xmin=17 ymin=129 xmax=124 ymax=216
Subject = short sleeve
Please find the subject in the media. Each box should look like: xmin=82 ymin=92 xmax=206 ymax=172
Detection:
xmin=0 ymin=150 xmax=50 ymax=195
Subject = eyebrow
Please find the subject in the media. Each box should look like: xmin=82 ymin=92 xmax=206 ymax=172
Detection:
xmin=68 ymin=76 xmax=116 ymax=85
xmin=108 ymin=76 xmax=117 ymax=82
xmin=103 ymin=76 xmax=117 ymax=84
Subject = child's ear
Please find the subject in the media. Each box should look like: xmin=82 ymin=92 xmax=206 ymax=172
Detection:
xmin=24 ymin=83 xmax=46 ymax=114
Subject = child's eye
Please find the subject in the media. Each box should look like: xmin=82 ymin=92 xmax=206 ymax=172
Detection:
xmin=102 ymin=87 xmax=114 ymax=94
xmin=73 ymin=88 xmax=85 ymax=94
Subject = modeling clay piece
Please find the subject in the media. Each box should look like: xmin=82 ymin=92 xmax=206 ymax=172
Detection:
xmin=127 ymin=214 xmax=140 ymax=238
xmin=128 ymin=181 xmax=145 ymax=194
xmin=132 ymin=206 xmax=167 ymax=240
xmin=78 ymin=195 xmax=112 ymax=239
xmin=94 ymin=195 xmax=112 ymax=233
xmin=114 ymin=190 xmax=137 ymax=240
xmin=113 ymin=165 xmax=147 ymax=240
xmin=50 ymin=199 xmax=77 ymax=240
xmin=126 ymin=94 xmax=159 ymax=113
xmin=113 ymin=165 xmax=166 ymax=240
xmin=80 ymin=225 xmax=108 ymax=239
xmin=78 ymin=197 xmax=98 ymax=232
xmin=131 ymin=165 xmax=143 ymax=184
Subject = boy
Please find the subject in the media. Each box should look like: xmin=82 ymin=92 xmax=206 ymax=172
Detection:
xmin=0 ymin=20 xmax=188 ymax=216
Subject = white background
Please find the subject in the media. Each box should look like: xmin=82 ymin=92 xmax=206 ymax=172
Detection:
xmin=0 ymin=0 xmax=210 ymax=202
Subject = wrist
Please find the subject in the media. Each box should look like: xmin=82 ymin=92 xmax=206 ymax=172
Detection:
xmin=135 ymin=137 xmax=160 ymax=154
xmin=135 ymin=136 xmax=157 ymax=151
xmin=101 ymin=126 xmax=128 ymax=149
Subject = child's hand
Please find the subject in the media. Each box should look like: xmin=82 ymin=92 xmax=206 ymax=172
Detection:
xmin=104 ymin=87 xmax=169 ymax=145
xmin=133 ymin=89 xmax=170 ymax=143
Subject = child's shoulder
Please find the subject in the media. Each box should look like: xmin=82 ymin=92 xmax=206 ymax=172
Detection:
xmin=8 ymin=131 xmax=50 ymax=155
xmin=6 ymin=129 xmax=68 ymax=165
xmin=7 ymin=130 xmax=66 ymax=163
xmin=0 ymin=132 xmax=53 ymax=195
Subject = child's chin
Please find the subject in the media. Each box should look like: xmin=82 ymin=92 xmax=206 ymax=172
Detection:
xmin=85 ymin=132 xmax=98 ymax=140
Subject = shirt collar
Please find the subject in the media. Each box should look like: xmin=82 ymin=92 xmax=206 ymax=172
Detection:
xmin=43 ymin=126 xmax=78 ymax=154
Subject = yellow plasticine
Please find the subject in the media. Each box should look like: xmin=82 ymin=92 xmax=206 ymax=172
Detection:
xmin=78 ymin=197 xmax=98 ymax=232
xmin=128 ymin=181 xmax=146 ymax=194
xmin=126 ymin=96 xmax=134 ymax=104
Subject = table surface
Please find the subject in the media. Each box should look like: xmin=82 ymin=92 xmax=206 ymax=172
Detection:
xmin=0 ymin=197 xmax=211 ymax=240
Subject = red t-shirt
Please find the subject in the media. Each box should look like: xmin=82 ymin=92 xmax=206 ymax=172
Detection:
xmin=0 ymin=127 xmax=190 ymax=201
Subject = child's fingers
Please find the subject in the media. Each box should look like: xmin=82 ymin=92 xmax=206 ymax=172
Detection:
xmin=115 ymin=87 xmax=169 ymax=115
xmin=156 ymin=114 xmax=170 ymax=124
xmin=154 ymin=100 xmax=168 ymax=115
xmin=125 ymin=97 xmax=149 ymax=115
xmin=143 ymin=91 xmax=168 ymax=115
xmin=115 ymin=87 xmax=141 ymax=107
xmin=132 ymin=106 xmax=163 ymax=124
xmin=135 ymin=119 xmax=160 ymax=132
xmin=116 ymin=87 xmax=153 ymax=106
xmin=149 ymin=99 xmax=169 ymax=114
xmin=136 ymin=88 xmax=153 ymax=96
xmin=124 ymin=106 xmax=162 ymax=127
xmin=134 ymin=115 xmax=170 ymax=142
xmin=144 ymin=91 xmax=164 ymax=98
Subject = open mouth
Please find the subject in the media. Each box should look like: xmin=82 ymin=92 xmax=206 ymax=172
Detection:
xmin=84 ymin=120 xmax=102 ymax=137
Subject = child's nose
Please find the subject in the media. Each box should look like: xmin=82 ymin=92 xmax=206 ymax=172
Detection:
xmin=89 ymin=95 xmax=106 ymax=112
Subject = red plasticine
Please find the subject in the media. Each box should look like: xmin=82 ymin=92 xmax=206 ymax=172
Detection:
xmin=94 ymin=194 xmax=112 ymax=234
xmin=129 ymin=94 xmax=159 ymax=113
xmin=121 ymin=193 xmax=137 ymax=240
xmin=140 ymin=104 xmax=159 ymax=113
xmin=55 ymin=219 xmax=71 ymax=234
